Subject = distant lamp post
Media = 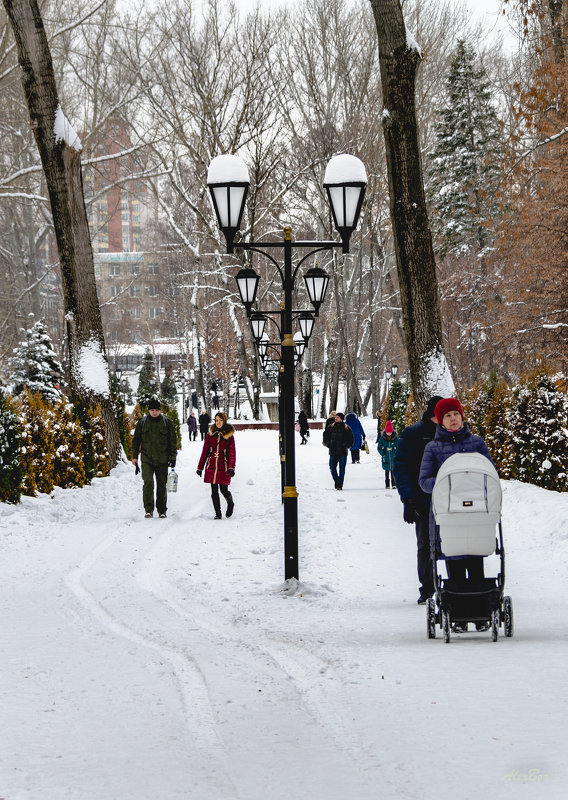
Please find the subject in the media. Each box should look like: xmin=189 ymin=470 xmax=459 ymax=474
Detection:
xmin=391 ymin=364 xmax=398 ymax=379
xmin=208 ymin=152 xmax=367 ymax=580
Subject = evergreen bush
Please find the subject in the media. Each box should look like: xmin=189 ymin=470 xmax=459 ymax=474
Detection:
xmin=8 ymin=321 xmax=64 ymax=404
xmin=0 ymin=392 xmax=23 ymax=504
xmin=52 ymin=400 xmax=87 ymax=489
xmin=136 ymin=350 xmax=159 ymax=409
xmin=17 ymin=391 xmax=56 ymax=496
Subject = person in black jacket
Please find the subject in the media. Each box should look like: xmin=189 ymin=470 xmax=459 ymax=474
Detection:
xmin=393 ymin=395 xmax=443 ymax=603
xmin=298 ymin=409 xmax=310 ymax=444
xmin=198 ymin=409 xmax=210 ymax=441
xmin=323 ymin=412 xmax=354 ymax=490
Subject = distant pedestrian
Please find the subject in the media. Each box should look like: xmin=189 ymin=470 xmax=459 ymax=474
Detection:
xmin=323 ymin=412 xmax=354 ymax=490
xmin=198 ymin=409 xmax=210 ymax=441
xmin=378 ymin=420 xmax=399 ymax=488
xmin=197 ymin=412 xmax=236 ymax=519
xmin=375 ymin=410 xmax=382 ymax=443
xmin=298 ymin=409 xmax=310 ymax=444
xmin=345 ymin=411 xmax=366 ymax=463
xmin=131 ymin=398 xmax=177 ymax=519
xmin=187 ymin=412 xmax=198 ymax=441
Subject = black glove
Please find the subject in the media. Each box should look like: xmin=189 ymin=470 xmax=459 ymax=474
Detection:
xmin=403 ymin=498 xmax=417 ymax=524
xmin=196 ymin=469 xmax=202 ymax=477
xmin=168 ymin=460 xmax=176 ymax=469
xmin=228 ymin=469 xmax=235 ymax=477
xmin=135 ymin=464 xmax=140 ymax=475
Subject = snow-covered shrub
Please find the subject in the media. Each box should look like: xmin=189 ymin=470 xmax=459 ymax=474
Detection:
xmin=8 ymin=320 xmax=64 ymax=404
xmin=52 ymin=401 xmax=87 ymax=489
xmin=0 ymin=392 xmax=23 ymax=504
xmin=73 ymin=400 xmax=111 ymax=481
xmin=506 ymin=371 xmax=568 ymax=492
xmin=17 ymin=391 xmax=56 ymax=496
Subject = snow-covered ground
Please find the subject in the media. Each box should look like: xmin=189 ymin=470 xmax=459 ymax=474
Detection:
xmin=2 ymin=420 xmax=567 ymax=799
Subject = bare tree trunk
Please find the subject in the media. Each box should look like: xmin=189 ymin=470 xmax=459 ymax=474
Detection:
xmin=3 ymin=0 xmax=120 ymax=461
xmin=369 ymin=0 xmax=451 ymax=413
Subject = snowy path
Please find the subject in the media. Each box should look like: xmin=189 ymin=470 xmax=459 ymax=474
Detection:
xmin=1 ymin=425 xmax=567 ymax=799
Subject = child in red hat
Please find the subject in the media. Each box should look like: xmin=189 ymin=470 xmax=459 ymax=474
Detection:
xmin=378 ymin=420 xmax=398 ymax=489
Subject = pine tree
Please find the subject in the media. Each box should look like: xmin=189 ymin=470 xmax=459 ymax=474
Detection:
xmin=136 ymin=350 xmax=159 ymax=409
xmin=428 ymin=39 xmax=503 ymax=258
xmin=8 ymin=320 xmax=64 ymax=405
xmin=384 ymin=379 xmax=411 ymax=436
xmin=0 ymin=391 xmax=23 ymax=504
xmin=160 ymin=364 xmax=177 ymax=405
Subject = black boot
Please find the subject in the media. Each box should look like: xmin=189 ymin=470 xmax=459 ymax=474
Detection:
xmin=226 ymin=492 xmax=234 ymax=518
xmin=213 ymin=496 xmax=222 ymax=520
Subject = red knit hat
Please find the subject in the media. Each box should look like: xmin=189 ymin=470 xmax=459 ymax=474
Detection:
xmin=434 ymin=398 xmax=464 ymax=425
xmin=385 ymin=420 xmax=394 ymax=434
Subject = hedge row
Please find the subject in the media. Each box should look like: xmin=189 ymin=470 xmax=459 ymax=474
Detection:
xmin=384 ymin=369 xmax=567 ymax=493
xmin=0 ymin=392 xmax=182 ymax=504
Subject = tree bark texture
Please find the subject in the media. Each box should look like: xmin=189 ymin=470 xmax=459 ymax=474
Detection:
xmin=3 ymin=0 xmax=120 ymax=462
xmin=369 ymin=0 xmax=447 ymax=412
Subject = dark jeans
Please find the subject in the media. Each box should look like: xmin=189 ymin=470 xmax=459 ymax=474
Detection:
xmin=446 ymin=557 xmax=485 ymax=588
xmin=211 ymin=483 xmax=232 ymax=515
xmin=384 ymin=470 xmax=395 ymax=487
xmin=329 ymin=454 xmax=347 ymax=487
xmin=416 ymin=508 xmax=434 ymax=597
xmin=141 ymin=461 xmax=168 ymax=514
xmin=200 ymin=430 xmax=207 ymax=440
xmin=351 ymin=449 xmax=360 ymax=463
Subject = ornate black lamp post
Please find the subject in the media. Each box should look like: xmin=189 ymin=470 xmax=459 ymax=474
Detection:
xmin=207 ymin=153 xmax=366 ymax=580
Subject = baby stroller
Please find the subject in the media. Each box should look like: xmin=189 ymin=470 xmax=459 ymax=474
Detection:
xmin=426 ymin=452 xmax=514 ymax=643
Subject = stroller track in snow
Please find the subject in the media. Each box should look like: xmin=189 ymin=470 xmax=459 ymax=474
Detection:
xmin=136 ymin=523 xmax=390 ymax=789
xmin=65 ymin=522 xmax=241 ymax=800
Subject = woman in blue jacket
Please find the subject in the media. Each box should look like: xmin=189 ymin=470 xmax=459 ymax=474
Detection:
xmin=419 ymin=397 xmax=494 ymax=630
xmin=344 ymin=412 xmax=366 ymax=464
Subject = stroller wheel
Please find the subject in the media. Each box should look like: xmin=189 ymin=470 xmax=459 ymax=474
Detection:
xmin=491 ymin=608 xmax=499 ymax=642
xmin=426 ymin=598 xmax=436 ymax=639
xmin=442 ymin=609 xmax=451 ymax=643
xmin=503 ymin=596 xmax=514 ymax=637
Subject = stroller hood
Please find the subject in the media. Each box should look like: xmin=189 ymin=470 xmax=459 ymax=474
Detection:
xmin=432 ymin=453 xmax=502 ymax=558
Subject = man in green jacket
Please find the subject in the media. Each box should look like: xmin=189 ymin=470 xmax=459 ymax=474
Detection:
xmin=131 ymin=398 xmax=177 ymax=518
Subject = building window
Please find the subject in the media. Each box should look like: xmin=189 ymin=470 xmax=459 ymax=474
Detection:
xmin=109 ymin=264 xmax=120 ymax=277
xmin=147 ymin=285 xmax=158 ymax=297
xmin=110 ymin=285 xmax=122 ymax=297
xmin=133 ymin=307 xmax=142 ymax=319
xmin=131 ymin=264 xmax=140 ymax=276
xmin=129 ymin=285 xmax=141 ymax=297
xmin=147 ymin=263 xmax=158 ymax=275
xmin=149 ymin=306 xmax=162 ymax=319
xmin=94 ymin=264 xmax=101 ymax=278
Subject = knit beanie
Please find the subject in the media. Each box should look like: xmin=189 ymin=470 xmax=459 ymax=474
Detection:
xmin=148 ymin=397 xmax=161 ymax=410
xmin=434 ymin=398 xmax=464 ymax=426
xmin=425 ymin=395 xmax=444 ymax=419
xmin=336 ymin=412 xmax=345 ymax=420
xmin=385 ymin=420 xmax=394 ymax=434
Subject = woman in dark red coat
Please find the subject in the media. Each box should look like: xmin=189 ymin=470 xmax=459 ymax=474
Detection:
xmin=196 ymin=412 xmax=236 ymax=519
